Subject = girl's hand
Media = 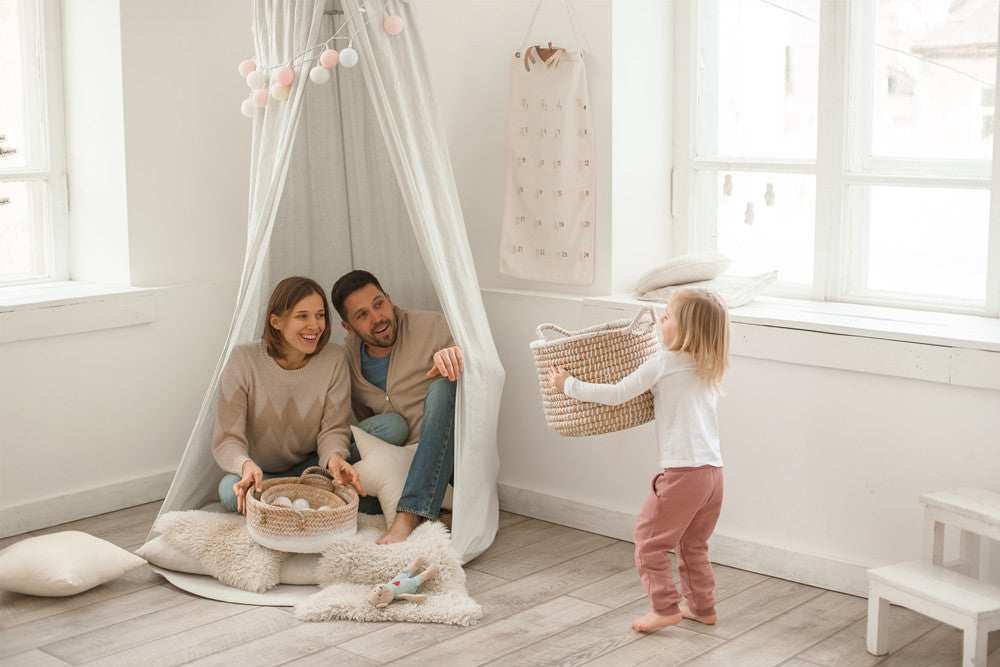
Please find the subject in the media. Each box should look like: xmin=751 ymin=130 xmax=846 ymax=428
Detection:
xmin=234 ymin=460 xmax=264 ymax=514
xmin=548 ymin=366 xmax=571 ymax=393
xmin=327 ymin=453 xmax=366 ymax=497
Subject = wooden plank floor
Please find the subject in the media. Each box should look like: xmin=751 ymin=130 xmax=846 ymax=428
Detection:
xmin=1 ymin=502 xmax=998 ymax=666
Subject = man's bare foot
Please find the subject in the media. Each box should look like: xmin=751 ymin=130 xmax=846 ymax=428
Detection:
xmin=680 ymin=605 xmax=717 ymax=625
xmin=376 ymin=511 xmax=421 ymax=545
xmin=438 ymin=510 xmax=452 ymax=530
xmin=631 ymin=610 xmax=683 ymax=632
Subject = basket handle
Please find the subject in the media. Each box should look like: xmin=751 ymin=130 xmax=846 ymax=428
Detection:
xmin=622 ymin=306 xmax=657 ymax=333
xmin=299 ymin=465 xmax=332 ymax=480
xmin=535 ymin=322 xmax=574 ymax=340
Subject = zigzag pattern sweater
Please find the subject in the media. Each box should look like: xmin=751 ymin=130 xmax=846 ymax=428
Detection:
xmin=211 ymin=340 xmax=352 ymax=474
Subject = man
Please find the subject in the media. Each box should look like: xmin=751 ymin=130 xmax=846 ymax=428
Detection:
xmin=331 ymin=270 xmax=463 ymax=544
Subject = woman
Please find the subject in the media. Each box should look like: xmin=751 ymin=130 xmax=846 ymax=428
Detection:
xmin=212 ymin=276 xmax=364 ymax=513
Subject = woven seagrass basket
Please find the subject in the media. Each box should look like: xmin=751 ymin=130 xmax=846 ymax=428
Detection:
xmin=531 ymin=306 xmax=660 ymax=437
xmin=245 ymin=466 xmax=358 ymax=553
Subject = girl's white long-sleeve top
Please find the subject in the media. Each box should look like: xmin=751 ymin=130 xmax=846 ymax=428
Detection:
xmin=563 ymin=349 xmax=723 ymax=469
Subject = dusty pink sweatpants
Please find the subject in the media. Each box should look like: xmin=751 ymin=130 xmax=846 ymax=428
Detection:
xmin=633 ymin=465 xmax=723 ymax=617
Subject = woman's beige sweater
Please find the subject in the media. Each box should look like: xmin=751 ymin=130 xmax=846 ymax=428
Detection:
xmin=211 ymin=340 xmax=352 ymax=474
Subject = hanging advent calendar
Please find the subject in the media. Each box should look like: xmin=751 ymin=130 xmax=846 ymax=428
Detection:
xmin=498 ymin=43 xmax=595 ymax=285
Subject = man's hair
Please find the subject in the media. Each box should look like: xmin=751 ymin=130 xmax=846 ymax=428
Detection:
xmin=331 ymin=269 xmax=385 ymax=321
xmin=665 ymin=287 xmax=731 ymax=392
xmin=262 ymin=276 xmax=332 ymax=360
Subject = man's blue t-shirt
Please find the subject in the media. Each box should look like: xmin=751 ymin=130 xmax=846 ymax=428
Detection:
xmin=360 ymin=343 xmax=390 ymax=392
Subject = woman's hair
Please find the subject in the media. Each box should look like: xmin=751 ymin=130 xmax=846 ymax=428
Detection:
xmin=262 ymin=276 xmax=331 ymax=360
xmin=665 ymin=287 xmax=731 ymax=392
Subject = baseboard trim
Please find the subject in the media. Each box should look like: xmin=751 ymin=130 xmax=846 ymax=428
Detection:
xmin=1 ymin=470 xmax=175 ymax=537
xmin=498 ymin=482 xmax=869 ymax=597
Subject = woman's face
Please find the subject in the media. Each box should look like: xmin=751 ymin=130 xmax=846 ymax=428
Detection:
xmin=270 ymin=292 xmax=326 ymax=360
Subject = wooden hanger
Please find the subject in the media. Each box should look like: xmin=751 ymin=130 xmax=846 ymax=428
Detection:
xmin=525 ymin=42 xmax=565 ymax=72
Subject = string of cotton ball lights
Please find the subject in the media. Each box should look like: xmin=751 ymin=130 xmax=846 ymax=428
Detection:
xmin=238 ymin=0 xmax=405 ymax=117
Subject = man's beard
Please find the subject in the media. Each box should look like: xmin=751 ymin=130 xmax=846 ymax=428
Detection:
xmin=361 ymin=317 xmax=397 ymax=349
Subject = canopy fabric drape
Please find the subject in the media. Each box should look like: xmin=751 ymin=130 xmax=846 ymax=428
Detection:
xmin=151 ymin=0 xmax=504 ymax=564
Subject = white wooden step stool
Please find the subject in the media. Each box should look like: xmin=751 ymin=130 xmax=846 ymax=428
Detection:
xmin=867 ymin=487 xmax=1000 ymax=667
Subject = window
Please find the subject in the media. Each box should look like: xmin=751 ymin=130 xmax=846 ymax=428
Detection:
xmin=0 ymin=0 xmax=67 ymax=286
xmin=674 ymin=0 xmax=999 ymax=317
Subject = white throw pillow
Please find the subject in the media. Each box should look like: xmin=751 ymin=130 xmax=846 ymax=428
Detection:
xmin=0 ymin=531 xmax=146 ymax=596
xmin=351 ymin=426 xmax=453 ymax=528
xmin=635 ymin=252 xmax=731 ymax=294
xmin=639 ymin=270 xmax=779 ymax=308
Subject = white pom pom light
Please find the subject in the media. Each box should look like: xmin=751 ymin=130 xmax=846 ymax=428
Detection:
xmin=240 ymin=98 xmax=256 ymax=117
xmin=246 ymin=70 xmax=267 ymax=90
xmin=339 ymin=47 xmax=359 ymax=68
xmin=309 ymin=65 xmax=330 ymax=84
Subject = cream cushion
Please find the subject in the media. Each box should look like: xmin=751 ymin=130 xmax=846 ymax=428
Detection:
xmin=0 ymin=531 xmax=146 ymax=596
xmin=351 ymin=426 xmax=453 ymax=528
xmin=639 ymin=270 xmax=779 ymax=308
xmin=635 ymin=252 xmax=731 ymax=294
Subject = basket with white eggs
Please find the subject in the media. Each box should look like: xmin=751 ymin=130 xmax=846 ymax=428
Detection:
xmin=245 ymin=466 xmax=358 ymax=553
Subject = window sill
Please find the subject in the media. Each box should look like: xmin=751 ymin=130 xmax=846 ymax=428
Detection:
xmin=0 ymin=282 xmax=156 ymax=344
xmin=481 ymin=288 xmax=1000 ymax=390
xmin=585 ymin=294 xmax=1000 ymax=390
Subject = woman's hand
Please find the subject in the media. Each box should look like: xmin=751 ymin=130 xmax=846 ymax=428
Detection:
xmin=234 ymin=460 xmax=264 ymax=514
xmin=327 ymin=453 xmax=366 ymax=497
xmin=548 ymin=366 xmax=571 ymax=393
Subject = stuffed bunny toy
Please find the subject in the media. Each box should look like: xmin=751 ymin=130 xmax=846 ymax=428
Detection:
xmin=368 ymin=556 xmax=439 ymax=609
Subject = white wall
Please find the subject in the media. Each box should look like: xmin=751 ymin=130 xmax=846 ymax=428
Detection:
xmin=417 ymin=0 xmax=1000 ymax=595
xmin=0 ymin=1 xmax=250 ymax=535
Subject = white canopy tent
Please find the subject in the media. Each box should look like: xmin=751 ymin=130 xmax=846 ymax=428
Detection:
xmin=150 ymin=0 xmax=504 ymax=564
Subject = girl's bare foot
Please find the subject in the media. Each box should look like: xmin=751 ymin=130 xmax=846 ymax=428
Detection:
xmin=680 ymin=605 xmax=717 ymax=625
xmin=376 ymin=511 xmax=421 ymax=544
xmin=631 ymin=610 xmax=683 ymax=632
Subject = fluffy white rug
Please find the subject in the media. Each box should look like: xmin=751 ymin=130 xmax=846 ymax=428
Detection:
xmin=153 ymin=511 xmax=481 ymax=625
xmin=154 ymin=511 xmax=289 ymax=593
xmin=296 ymin=520 xmax=482 ymax=626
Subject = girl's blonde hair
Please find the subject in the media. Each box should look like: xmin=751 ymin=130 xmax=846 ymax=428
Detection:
xmin=665 ymin=287 xmax=731 ymax=392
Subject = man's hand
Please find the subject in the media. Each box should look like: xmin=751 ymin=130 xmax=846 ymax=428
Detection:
xmin=327 ymin=453 xmax=366 ymax=496
xmin=548 ymin=366 xmax=571 ymax=393
xmin=427 ymin=346 xmax=464 ymax=381
xmin=234 ymin=460 xmax=264 ymax=514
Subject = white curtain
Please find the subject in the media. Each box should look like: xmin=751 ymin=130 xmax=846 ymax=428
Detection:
xmin=153 ymin=0 xmax=504 ymax=562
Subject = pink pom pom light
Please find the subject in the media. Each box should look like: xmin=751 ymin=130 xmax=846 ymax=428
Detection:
xmin=319 ymin=48 xmax=339 ymax=68
xmin=238 ymin=60 xmax=256 ymax=77
xmin=274 ymin=66 xmax=295 ymax=86
xmin=383 ymin=15 xmax=403 ymax=35
xmin=252 ymin=88 xmax=269 ymax=107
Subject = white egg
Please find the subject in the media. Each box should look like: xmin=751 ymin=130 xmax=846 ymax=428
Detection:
xmin=317 ymin=505 xmax=331 ymax=511
xmin=292 ymin=498 xmax=312 ymax=509
xmin=271 ymin=496 xmax=293 ymax=507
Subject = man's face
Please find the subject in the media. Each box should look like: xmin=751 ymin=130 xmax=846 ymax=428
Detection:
xmin=341 ymin=283 xmax=398 ymax=350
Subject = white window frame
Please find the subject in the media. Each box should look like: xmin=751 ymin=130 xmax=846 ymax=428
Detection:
xmin=0 ymin=0 xmax=68 ymax=286
xmin=673 ymin=0 xmax=1000 ymax=319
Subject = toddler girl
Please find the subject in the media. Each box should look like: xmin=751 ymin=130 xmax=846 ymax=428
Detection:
xmin=549 ymin=287 xmax=730 ymax=632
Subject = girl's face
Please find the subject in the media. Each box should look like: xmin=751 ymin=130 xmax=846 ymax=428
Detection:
xmin=270 ymin=292 xmax=326 ymax=360
xmin=660 ymin=295 xmax=680 ymax=346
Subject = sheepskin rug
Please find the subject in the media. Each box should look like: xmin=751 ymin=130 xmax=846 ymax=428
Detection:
xmin=296 ymin=519 xmax=481 ymax=626
xmin=154 ymin=511 xmax=288 ymax=593
xmin=153 ymin=510 xmax=481 ymax=626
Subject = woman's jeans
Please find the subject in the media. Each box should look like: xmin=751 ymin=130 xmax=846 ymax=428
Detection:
xmin=217 ymin=414 xmax=408 ymax=513
xmin=219 ymin=378 xmax=456 ymax=521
